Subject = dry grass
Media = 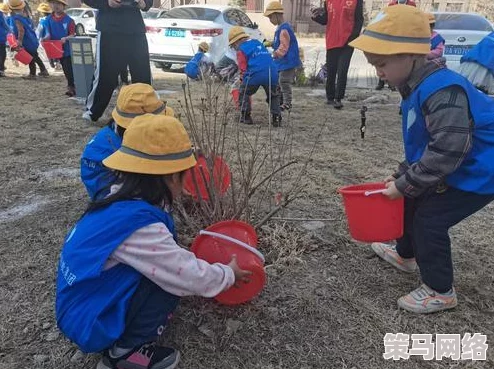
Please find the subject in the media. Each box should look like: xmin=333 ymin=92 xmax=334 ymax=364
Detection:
xmin=0 ymin=66 xmax=493 ymax=369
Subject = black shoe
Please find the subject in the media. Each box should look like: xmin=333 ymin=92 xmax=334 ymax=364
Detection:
xmin=280 ymin=103 xmax=292 ymax=111
xmin=240 ymin=113 xmax=253 ymax=125
xmin=326 ymin=99 xmax=335 ymax=106
xmin=97 ymin=342 xmax=180 ymax=369
xmin=375 ymin=80 xmax=385 ymax=90
xmin=334 ymin=100 xmax=343 ymax=109
xmin=272 ymin=114 xmax=282 ymax=127
xmin=398 ymin=107 xmax=402 ymax=116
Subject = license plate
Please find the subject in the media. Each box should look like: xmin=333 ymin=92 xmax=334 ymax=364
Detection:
xmin=165 ymin=28 xmax=185 ymax=37
xmin=444 ymin=45 xmax=472 ymax=56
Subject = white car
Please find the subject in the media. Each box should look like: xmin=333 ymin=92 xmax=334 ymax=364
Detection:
xmin=433 ymin=12 xmax=493 ymax=71
xmin=66 ymin=8 xmax=98 ymax=36
xmin=142 ymin=7 xmax=168 ymax=21
xmin=145 ymin=5 xmax=265 ymax=70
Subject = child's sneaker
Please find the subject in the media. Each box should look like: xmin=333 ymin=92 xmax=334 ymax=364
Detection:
xmin=22 ymin=74 xmax=36 ymax=80
xmin=65 ymin=86 xmax=76 ymax=97
xmin=272 ymin=114 xmax=282 ymax=127
xmin=334 ymin=99 xmax=343 ymax=109
xmin=280 ymin=103 xmax=291 ymax=111
xmin=96 ymin=342 xmax=180 ymax=369
xmin=398 ymin=284 xmax=457 ymax=314
xmin=38 ymin=70 xmax=49 ymax=77
xmin=371 ymin=242 xmax=417 ymax=273
xmin=239 ymin=112 xmax=253 ymax=125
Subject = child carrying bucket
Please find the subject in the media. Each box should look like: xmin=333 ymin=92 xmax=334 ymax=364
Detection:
xmin=57 ymin=114 xmax=252 ymax=369
xmin=0 ymin=3 xmax=10 ymax=77
xmin=349 ymin=5 xmax=494 ymax=314
xmin=45 ymin=0 xmax=76 ymax=96
xmin=81 ymin=83 xmax=175 ymax=200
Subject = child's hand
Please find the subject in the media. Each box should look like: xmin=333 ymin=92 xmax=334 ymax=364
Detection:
xmin=382 ymin=181 xmax=403 ymax=200
xmin=384 ymin=175 xmax=396 ymax=183
xmin=61 ymin=37 xmax=67 ymax=44
xmin=228 ymin=255 xmax=252 ymax=285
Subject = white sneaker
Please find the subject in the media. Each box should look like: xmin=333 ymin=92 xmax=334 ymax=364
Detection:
xmin=371 ymin=242 xmax=417 ymax=273
xmin=82 ymin=110 xmax=94 ymax=122
xmin=398 ymin=284 xmax=458 ymax=314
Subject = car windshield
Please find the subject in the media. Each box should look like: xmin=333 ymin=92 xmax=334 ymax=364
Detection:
xmin=434 ymin=14 xmax=493 ymax=32
xmin=66 ymin=9 xmax=85 ymax=17
xmin=142 ymin=10 xmax=160 ymax=19
xmin=161 ymin=7 xmax=220 ymax=21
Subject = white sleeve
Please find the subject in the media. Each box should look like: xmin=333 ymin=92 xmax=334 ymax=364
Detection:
xmin=105 ymin=222 xmax=236 ymax=297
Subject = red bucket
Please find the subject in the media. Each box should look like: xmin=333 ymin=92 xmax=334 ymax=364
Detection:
xmin=231 ymin=88 xmax=252 ymax=110
xmin=42 ymin=40 xmax=64 ymax=59
xmin=339 ymin=182 xmax=404 ymax=242
xmin=15 ymin=49 xmax=33 ymax=65
xmin=184 ymin=154 xmax=231 ymax=201
xmin=191 ymin=220 xmax=265 ymax=305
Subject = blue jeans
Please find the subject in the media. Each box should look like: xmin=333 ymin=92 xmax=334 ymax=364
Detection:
xmin=396 ymin=186 xmax=494 ymax=293
xmin=239 ymin=82 xmax=280 ymax=115
xmin=116 ymin=277 xmax=180 ymax=349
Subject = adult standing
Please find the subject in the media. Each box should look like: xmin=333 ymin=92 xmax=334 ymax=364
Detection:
xmin=312 ymin=0 xmax=363 ymax=109
xmin=82 ymin=0 xmax=153 ymax=122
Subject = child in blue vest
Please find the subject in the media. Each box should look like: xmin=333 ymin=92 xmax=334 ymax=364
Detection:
xmin=0 ymin=3 xmax=11 ymax=77
xmin=184 ymin=41 xmax=213 ymax=80
xmin=8 ymin=0 xmax=49 ymax=78
xmin=35 ymin=2 xmax=50 ymax=39
xmin=426 ymin=13 xmax=445 ymax=64
xmin=81 ymin=83 xmax=175 ymax=200
xmin=349 ymin=5 xmax=494 ymax=314
xmin=264 ymin=1 xmax=301 ymax=111
xmin=458 ymin=32 xmax=494 ymax=95
xmin=228 ymin=26 xmax=281 ymax=126
xmin=58 ymin=114 xmax=252 ymax=369
xmin=46 ymin=0 xmax=75 ymax=96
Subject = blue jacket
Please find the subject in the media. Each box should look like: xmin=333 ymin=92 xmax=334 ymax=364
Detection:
xmin=401 ymin=68 xmax=494 ymax=195
xmin=273 ymin=22 xmax=301 ymax=71
xmin=461 ymin=32 xmax=494 ymax=75
xmin=0 ymin=13 xmax=10 ymax=44
xmin=184 ymin=51 xmax=204 ymax=79
xmin=56 ymin=200 xmax=177 ymax=353
xmin=8 ymin=14 xmax=39 ymax=52
xmin=80 ymin=124 xmax=122 ymax=200
xmin=239 ymin=39 xmax=278 ymax=86
xmin=46 ymin=14 xmax=74 ymax=57
xmin=36 ymin=16 xmax=49 ymax=40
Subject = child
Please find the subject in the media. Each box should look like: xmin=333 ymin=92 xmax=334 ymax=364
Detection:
xmin=349 ymin=5 xmax=494 ymax=314
xmin=81 ymin=83 xmax=175 ymax=200
xmin=35 ymin=2 xmax=50 ymax=40
xmin=426 ymin=13 xmax=445 ymax=64
xmin=8 ymin=0 xmax=49 ymax=78
xmin=264 ymin=1 xmax=301 ymax=111
xmin=184 ymin=41 xmax=213 ymax=80
xmin=228 ymin=26 xmax=281 ymax=126
xmin=56 ymin=114 xmax=251 ymax=369
xmin=458 ymin=32 xmax=494 ymax=95
xmin=0 ymin=3 xmax=10 ymax=77
xmin=46 ymin=0 xmax=75 ymax=96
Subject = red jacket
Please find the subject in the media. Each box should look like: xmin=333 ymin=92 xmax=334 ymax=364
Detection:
xmin=388 ymin=0 xmax=416 ymax=6
xmin=325 ymin=0 xmax=363 ymax=50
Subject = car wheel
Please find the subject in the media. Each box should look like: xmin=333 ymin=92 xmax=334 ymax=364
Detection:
xmin=76 ymin=24 xmax=85 ymax=36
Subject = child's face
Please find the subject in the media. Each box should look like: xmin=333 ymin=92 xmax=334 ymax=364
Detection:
xmin=268 ymin=14 xmax=279 ymax=26
xmin=364 ymin=53 xmax=417 ymax=88
xmin=49 ymin=2 xmax=64 ymax=13
xmin=165 ymin=172 xmax=185 ymax=199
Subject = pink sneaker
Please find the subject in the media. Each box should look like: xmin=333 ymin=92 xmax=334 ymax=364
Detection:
xmin=398 ymin=284 xmax=458 ymax=314
xmin=97 ymin=342 xmax=180 ymax=369
xmin=371 ymin=242 xmax=417 ymax=273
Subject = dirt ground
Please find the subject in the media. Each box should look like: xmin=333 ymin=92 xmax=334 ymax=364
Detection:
xmin=0 ymin=63 xmax=493 ymax=369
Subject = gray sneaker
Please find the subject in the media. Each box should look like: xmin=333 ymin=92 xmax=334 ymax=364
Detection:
xmin=371 ymin=242 xmax=417 ymax=273
xmin=398 ymin=284 xmax=458 ymax=314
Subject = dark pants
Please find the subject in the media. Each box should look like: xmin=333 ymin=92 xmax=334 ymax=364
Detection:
xmin=325 ymin=45 xmax=354 ymax=101
xmin=396 ymin=187 xmax=494 ymax=293
xmin=115 ymin=277 xmax=180 ymax=349
xmin=27 ymin=49 xmax=47 ymax=76
xmin=0 ymin=43 xmax=6 ymax=72
xmin=86 ymin=32 xmax=151 ymax=120
xmin=60 ymin=56 xmax=74 ymax=88
xmin=239 ymin=82 xmax=280 ymax=115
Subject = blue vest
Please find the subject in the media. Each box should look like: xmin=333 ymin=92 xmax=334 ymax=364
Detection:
xmin=80 ymin=124 xmax=122 ymax=200
xmin=184 ymin=52 xmax=203 ymax=79
xmin=56 ymin=200 xmax=177 ymax=353
xmin=37 ymin=16 xmax=49 ymax=40
xmin=239 ymin=39 xmax=278 ymax=86
xmin=461 ymin=32 xmax=494 ymax=75
xmin=8 ymin=14 xmax=39 ymax=52
xmin=273 ymin=22 xmax=301 ymax=71
xmin=401 ymin=68 xmax=494 ymax=195
xmin=0 ymin=13 xmax=10 ymax=43
xmin=430 ymin=32 xmax=445 ymax=50
xmin=46 ymin=14 xmax=73 ymax=56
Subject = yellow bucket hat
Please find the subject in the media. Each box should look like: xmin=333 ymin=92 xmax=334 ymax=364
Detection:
xmin=228 ymin=26 xmax=249 ymax=46
xmin=103 ymin=114 xmax=197 ymax=175
xmin=37 ymin=2 xmax=52 ymax=13
xmin=349 ymin=5 xmax=431 ymax=55
xmin=0 ymin=3 xmax=10 ymax=13
xmin=198 ymin=41 xmax=209 ymax=52
xmin=48 ymin=0 xmax=68 ymax=5
xmin=8 ymin=0 xmax=25 ymax=10
xmin=264 ymin=1 xmax=283 ymax=16
xmin=112 ymin=83 xmax=172 ymax=129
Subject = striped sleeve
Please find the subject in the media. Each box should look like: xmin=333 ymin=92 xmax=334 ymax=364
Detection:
xmin=395 ymin=85 xmax=473 ymax=197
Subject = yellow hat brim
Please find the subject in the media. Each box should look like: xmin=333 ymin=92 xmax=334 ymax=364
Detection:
xmin=9 ymin=4 xmax=25 ymax=10
xmin=103 ymin=148 xmax=197 ymax=175
xmin=229 ymin=33 xmax=248 ymax=46
xmin=112 ymin=104 xmax=174 ymax=128
xmin=349 ymin=33 xmax=430 ymax=55
xmin=263 ymin=9 xmax=283 ymax=16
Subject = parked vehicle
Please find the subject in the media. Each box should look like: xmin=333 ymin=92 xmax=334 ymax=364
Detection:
xmin=142 ymin=7 xmax=168 ymax=21
xmin=145 ymin=5 xmax=264 ymax=70
xmin=433 ymin=12 xmax=493 ymax=71
xmin=66 ymin=8 xmax=98 ymax=36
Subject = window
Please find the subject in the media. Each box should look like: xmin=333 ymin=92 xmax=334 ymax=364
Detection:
xmin=66 ymin=9 xmax=84 ymax=17
xmin=431 ymin=3 xmax=439 ymax=11
xmin=235 ymin=10 xmax=254 ymax=27
xmin=162 ymin=7 xmax=221 ymax=21
xmin=434 ymin=13 xmax=493 ymax=31
xmin=84 ymin=11 xmax=94 ymax=18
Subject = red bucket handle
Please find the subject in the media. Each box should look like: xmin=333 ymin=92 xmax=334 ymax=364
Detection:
xmin=199 ymin=230 xmax=265 ymax=264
